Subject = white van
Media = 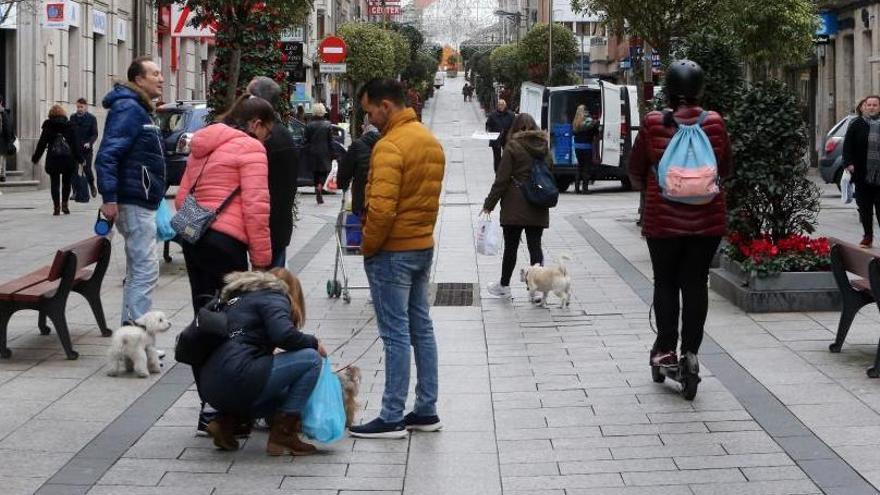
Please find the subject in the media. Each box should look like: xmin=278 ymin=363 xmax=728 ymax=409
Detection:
xmin=433 ymin=71 xmax=446 ymax=89
xmin=519 ymin=80 xmax=641 ymax=191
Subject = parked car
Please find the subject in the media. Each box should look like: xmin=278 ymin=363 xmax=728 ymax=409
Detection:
xmin=156 ymin=100 xmax=209 ymax=187
xmin=819 ymin=114 xmax=857 ymax=188
xmin=157 ymin=101 xmax=346 ymax=190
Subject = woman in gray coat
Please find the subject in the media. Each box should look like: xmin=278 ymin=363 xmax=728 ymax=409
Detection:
xmin=481 ymin=113 xmax=550 ymax=298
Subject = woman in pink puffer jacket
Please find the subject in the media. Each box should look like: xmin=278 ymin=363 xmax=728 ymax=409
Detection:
xmin=175 ymin=96 xmax=274 ymax=313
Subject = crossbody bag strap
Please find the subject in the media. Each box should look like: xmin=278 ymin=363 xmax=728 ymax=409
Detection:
xmin=214 ymin=186 xmax=241 ymax=215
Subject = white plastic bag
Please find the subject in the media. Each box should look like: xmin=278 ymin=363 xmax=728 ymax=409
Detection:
xmin=324 ymin=161 xmax=338 ymax=193
xmin=476 ymin=215 xmax=501 ymax=256
xmin=841 ymin=169 xmax=854 ymax=205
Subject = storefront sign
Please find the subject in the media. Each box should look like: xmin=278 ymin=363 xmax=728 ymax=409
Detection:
xmin=280 ymin=26 xmax=305 ymax=42
xmin=817 ymin=11 xmax=839 ymax=37
xmin=44 ymin=1 xmax=80 ymax=29
xmin=93 ymin=10 xmax=107 ymax=35
xmin=115 ymin=18 xmax=126 ymax=42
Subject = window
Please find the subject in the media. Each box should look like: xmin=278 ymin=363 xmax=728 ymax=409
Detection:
xmin=93 ymin=34 xmax=107 ymax=105
xmin=68 ymin=26 xmax=81 ymax=103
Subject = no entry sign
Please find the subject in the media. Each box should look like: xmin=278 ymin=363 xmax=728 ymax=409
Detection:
xmin=319 ymin=36 xmax=347 ymax=64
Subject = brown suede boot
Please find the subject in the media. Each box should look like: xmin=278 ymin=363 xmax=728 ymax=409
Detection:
xmin=61 ymin=201 xmax=70 ymax=215
xmin=205 ymin=414 xmax=240 ymax=451
xmin=266 ymin=412 xmax=316 ymax=456
xmin=53 ymin=200 xmax=60 ymax=216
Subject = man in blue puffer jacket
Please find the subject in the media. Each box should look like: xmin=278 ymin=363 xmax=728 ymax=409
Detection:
xmin=96 ymin=56 xmax=165 ymax=324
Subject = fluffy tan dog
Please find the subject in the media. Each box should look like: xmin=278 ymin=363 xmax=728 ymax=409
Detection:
xmin=520 ymin=255 xmax=571 ymax=308
xmin=337 ymin=366 xmax=362 ymax=427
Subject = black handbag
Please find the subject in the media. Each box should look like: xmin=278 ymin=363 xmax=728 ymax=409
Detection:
xmin=174 ymin=297 xmax=233 ymax=367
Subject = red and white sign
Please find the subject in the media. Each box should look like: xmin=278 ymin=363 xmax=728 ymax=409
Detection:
xmin=368 ymin=0 xmax=401 ymax=16
xmin=171 ymin=5 xmax=216 ymax=38
xmin=319 ymin=36 xmax=347 ymax=64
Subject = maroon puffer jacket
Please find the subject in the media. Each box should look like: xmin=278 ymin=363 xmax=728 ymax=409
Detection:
xmin=628 ymin=106 xmax=733 ymax=239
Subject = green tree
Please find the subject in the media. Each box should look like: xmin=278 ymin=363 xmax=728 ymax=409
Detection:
xmin=489 ymin=44 xmax=527 ymax=89
xmin=570 ymin=0 xmax=815 ymax=66
xmin=389 ymin=23 xmax=425 ymax=60
xmin=160 ymin=0 xmax=311 ymax=112
xmin=725 ymin=80 xmax=819 ymax=240
xmin=667 ymin=32 xmax=743 ymax=115
xmin=519 ymin=23 xmax=578 ymax=84
xmin=337 ymin=22 xmax=406 ymax=84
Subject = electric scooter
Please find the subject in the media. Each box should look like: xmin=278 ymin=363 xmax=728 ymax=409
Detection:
xmin=651 ymin=352 xmax=701 ymax=401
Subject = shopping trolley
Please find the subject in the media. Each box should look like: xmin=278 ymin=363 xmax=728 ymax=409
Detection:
xmin=327 ymin=194 xmax=369 ymax=303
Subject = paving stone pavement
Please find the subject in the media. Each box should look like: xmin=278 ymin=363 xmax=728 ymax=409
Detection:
xmin=1 ymin=77 xmax=879 ymax=494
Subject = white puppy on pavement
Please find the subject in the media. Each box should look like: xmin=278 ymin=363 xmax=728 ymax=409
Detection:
xmin=106 ymin=311 xmax=172 ymax=378
xmin=520 ymin=255 xmax=572 ymax=308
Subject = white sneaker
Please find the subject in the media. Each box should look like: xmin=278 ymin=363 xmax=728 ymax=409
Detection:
xmin=487 ymin=282 xmax=511 ymax=298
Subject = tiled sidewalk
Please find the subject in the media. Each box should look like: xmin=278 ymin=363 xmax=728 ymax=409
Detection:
xmin=0 ymin=76 xmax=877 ymax=494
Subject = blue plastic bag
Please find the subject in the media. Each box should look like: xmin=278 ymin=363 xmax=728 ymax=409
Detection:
xmin=301 ymin=359 xmax=346 ymax=443
xmin=156 ymin=199 xmax=176 ymax=242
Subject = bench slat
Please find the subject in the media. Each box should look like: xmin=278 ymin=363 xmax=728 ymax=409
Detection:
xmin=11 ymin=280 xmax=61 ymax=302
xmin=830 ymin=237 xmax=877 ymax=280
xmin=0 ymin=267 xmax=52 ymax=300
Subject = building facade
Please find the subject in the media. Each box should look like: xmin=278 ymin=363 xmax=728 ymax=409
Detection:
xmin=815 ymin=1 xmax=880 ymax=158
xmin=2 ymin=0 xmax=157 ymax=188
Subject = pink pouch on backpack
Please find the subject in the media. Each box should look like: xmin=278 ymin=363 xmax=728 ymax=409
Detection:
xmin=663 ymin=166 xmax=719 ymax=205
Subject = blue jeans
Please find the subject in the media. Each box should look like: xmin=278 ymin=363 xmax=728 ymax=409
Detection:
xmin=251 ymin=348 xmax=322 ymax=416
xmin=364 ymin=248 xmax=438 ymax=423
xmin=115 ymin=204 xmax=159 ymax=324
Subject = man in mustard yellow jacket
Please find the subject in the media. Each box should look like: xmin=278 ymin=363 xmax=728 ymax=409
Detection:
xmin=349 ymin=79 xmax=446 ymax=439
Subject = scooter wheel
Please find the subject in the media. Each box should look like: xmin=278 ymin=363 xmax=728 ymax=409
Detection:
xmin=651 ymin=366 xmax=665 ymax=383
xmin=681 ymin=375 xmax=699 ymax=401
xmin=326 ymin=280 xmax=339 ymax=298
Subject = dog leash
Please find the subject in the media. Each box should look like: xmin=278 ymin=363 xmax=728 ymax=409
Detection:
xmin=329 ymin=315 xmax=381 ymax=373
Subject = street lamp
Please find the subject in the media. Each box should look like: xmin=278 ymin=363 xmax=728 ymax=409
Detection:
xmin=493 ymin=9 xmax=523 ymax=43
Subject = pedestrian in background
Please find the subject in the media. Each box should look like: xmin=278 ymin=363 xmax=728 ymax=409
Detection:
xmin=482 ymin=113 xmax=550 ymax=299
xmin=338 ymin=114 xmax=380 ymax=216
xmin=0 ymin=95 xmax=15 ymax=183
xmin=247 ymin=76 xmax=300 ymax=268
xmin=304 ymin=102 xmax=333 ymax=204
xmin=843 ymin=94 xmax=880 ymax=248
xmin=95 ymin=56 xmax=166 ymax=325
xmin=349 ymin=78 xmax=445 ymax=439
xmin=486 ymin=99 xmax=515 ymax=172
xmin=572 ymin=105 xmax=600 ymax=194
xmin=628 ymin=59 xmax=733 ymax=371
xmin=70 ymin=97 xmax=99 ymax=197
xmin=31 ymin=104 xmax=83 ymax=215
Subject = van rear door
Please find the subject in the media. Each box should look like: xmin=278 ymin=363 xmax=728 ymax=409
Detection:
xmin=599 ymin=82 xmax=622 ymax=167
xmin=519 ymin=82 xmax=545 ymax=122
xmin=625 ymin=85 xmax=640 ymax=147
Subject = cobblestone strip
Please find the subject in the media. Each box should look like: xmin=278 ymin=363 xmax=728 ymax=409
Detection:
xmin=567 ymin=214 xmax=879 ymax=495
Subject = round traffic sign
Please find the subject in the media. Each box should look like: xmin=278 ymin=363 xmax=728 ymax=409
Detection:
xmin=319 ymin=36 xmax=347 ymax=64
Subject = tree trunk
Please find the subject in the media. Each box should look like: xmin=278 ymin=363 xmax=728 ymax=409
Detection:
xmin=224 ymin=47 xmax=242 ymax=112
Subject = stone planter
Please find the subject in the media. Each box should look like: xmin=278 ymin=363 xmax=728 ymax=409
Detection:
xmin=710 ymin=255 xmax=840 ymax=313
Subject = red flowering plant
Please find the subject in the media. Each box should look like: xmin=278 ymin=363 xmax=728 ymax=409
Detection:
xmin=723 ymin=232 xmax=831 ymax=278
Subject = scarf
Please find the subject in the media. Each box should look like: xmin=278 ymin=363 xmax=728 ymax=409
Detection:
xmin=866 ymin=115 xmax=880 ymax=185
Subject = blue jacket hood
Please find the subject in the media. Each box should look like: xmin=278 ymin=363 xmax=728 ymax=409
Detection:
xmin=102 ymin=82 xmax=154 ymax=112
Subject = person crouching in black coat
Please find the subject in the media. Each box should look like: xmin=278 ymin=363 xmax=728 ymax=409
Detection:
xmin=199 ymin=269 xmax=329 ymax=455
xmin=32 ymin=104 xmax=83 ymax=215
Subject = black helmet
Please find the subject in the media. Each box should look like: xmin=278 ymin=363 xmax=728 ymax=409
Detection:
xmin=664 ymin=59 xmax=704 ymax=105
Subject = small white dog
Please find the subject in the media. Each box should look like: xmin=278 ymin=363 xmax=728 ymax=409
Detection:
xmin=520 ymin=255 xmax=572 ymax=308
xmin=106 ymin=311 xmax=172 ymax=378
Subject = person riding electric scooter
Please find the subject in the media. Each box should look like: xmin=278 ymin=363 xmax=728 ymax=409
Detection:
xmin=627 ymin=60 xmax=733 ymax=400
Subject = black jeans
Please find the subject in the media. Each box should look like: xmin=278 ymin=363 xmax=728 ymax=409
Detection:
xmin=856 ymin=182 xmax=880 ymax=239
xmin=491 ymin=145 xmax=502 ymax=173
xmin=501 ymin=226 xmax=544 ymax=286
xmin=574 ymin=148 xmax=592 ymax=190
xmin=81 ymin=148 xmax=95 ymax=186
xmin=49 ymin=170 xmax=73 ymax=205
xmin=182 ymin=230 xmax=249 ymax=315
xmin=647 ymin=236 xmax=721 ymax=355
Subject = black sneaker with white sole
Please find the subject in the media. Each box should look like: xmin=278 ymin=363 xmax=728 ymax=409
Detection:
xmin=404 ymin=412 xmax=443 ymax=432
xmin=348 ymin=417 xmax=408 ymax=439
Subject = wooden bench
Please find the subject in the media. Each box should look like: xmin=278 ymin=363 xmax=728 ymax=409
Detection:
xmin=0 ymin=237 xmax=112 ymax=360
